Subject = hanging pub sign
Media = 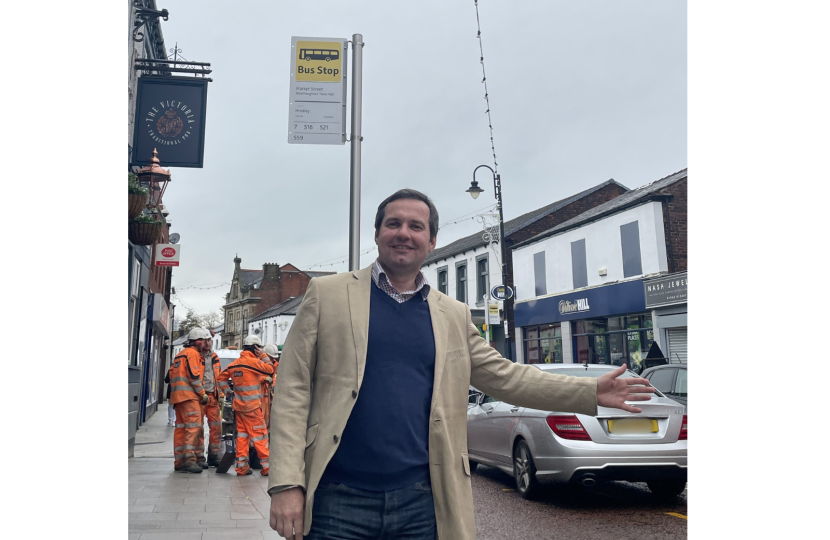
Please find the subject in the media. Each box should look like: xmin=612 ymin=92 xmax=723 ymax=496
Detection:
xmin=131 ymin=76 xmax=209 ymax=168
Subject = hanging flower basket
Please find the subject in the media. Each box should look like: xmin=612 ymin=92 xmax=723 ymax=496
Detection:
xmin=128 ymin=192 xmax=149 ymax=220
xmin=129 ymin=219 xmax=163 ymax=246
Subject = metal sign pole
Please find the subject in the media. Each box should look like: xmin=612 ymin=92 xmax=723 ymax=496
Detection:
xmin=348 ymin=34 xmax=364 ymax=271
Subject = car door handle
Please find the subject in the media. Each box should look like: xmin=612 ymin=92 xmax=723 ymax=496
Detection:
xmin=485 ymin=409 xmax=494 ymax=415
xmin=510 ymin=407 xmax=520 ymax=412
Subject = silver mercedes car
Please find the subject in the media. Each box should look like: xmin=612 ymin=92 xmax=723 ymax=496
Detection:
xmin=466 ymin=364 xmax=687 ymax=499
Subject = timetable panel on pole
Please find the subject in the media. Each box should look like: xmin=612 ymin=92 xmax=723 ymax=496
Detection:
xmin=288 ymin=36 xmax=348 ymax=145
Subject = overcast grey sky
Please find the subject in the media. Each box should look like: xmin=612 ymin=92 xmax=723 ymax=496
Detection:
xmin=154 ymin=0 xmax=686 ymax=319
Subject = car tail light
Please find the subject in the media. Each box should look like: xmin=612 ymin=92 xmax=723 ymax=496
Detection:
xmin=546 ymin=415 xmax=592 ymax=441
xmin=678 ymin=415 xmax=688 ymax=440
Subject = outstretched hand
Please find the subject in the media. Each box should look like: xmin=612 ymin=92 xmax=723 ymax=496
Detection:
xmin=596 ymin=364 xmax=656 ymax=413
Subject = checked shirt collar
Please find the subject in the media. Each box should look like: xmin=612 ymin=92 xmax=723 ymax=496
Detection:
xmin=371 ymin=259 xmax=430 ymax=303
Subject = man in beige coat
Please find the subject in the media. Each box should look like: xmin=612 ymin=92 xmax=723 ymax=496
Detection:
xmin=268 ymin=189 xmax=655 ymax=540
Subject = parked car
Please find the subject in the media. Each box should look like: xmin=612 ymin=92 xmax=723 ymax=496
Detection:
xmin=467 ymin=364 xmax=687 ymax=499
xmin=468 ymin=386 xmax=483 ymax=409
xmin=640 ymin=364 xmax=687 ymax=409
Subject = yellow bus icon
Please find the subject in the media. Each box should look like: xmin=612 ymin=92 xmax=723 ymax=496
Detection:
xmin=300 ymin=48 xmax=339 ymax=62
xmin=295 ymin=40 xmax=343 ymax=82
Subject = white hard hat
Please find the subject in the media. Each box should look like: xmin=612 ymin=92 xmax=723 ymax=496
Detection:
xmin=263 ymin=344 xmax=279 ymax=357
xmin=188 ymin=327 xmax=211 ymax=341
xmin=243 ymin=335 xmax=262 ymax=346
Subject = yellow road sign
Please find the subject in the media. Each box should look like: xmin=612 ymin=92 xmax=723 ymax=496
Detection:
xmin=295 ymin=40 xmax=343 ymax=82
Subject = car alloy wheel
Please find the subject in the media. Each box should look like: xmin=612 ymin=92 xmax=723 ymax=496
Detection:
xmin=513 ymin=440 xmax=540 ymax=500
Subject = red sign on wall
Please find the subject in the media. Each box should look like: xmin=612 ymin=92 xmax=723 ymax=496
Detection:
xmin=155 ymin=243 xmax=181 ymax=266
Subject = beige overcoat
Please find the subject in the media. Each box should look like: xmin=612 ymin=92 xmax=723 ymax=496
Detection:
xmin=268 ymin=265 xmax=598 ymax=539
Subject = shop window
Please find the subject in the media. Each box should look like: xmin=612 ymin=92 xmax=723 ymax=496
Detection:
xmin=437 ymin=266 xmax=448 ymax=295
xmin=456 ymin=262 xmax=467 ymax=303
xmin=573 ymin=313 xmax=654 ymax=370
xmin=523 ymin=324 xmax=562 ymax=364
xmin=476 ymin=254 xmax=489 ymax=304
xmin=571 ymin=239 xmax=588 ymax=289
xmin=620 ymin=221 xmax=643 ymax=278
xmin=533 ymin=252 xmax=547 ymax=296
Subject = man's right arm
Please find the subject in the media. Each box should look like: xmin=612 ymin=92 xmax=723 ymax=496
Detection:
xmin=267 ymin=278 xmax=321 ymax=540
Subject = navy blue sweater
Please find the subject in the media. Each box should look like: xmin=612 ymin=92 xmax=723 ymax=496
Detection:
xmin=321 ymin=280 xmax=436 ymax=491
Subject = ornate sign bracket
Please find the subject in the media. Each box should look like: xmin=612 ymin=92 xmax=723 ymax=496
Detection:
xmin=133 ymin=0 xmax=169 ymax=43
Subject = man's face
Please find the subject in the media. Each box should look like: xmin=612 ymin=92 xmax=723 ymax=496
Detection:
xmin=203 ymin=338 xmax=212 ymax=353
xmin=375 ymin=198 xmax=436 ymax=275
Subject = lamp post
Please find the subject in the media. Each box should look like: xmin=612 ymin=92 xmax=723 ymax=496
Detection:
xmin=135 ymin=148 xmax=171 ymax=211
xmin=467 ymin=165 xmax=512 ymax=361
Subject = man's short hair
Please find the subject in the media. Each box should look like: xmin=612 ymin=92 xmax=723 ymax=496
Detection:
xmin=374 ymin=189 xmax=439 ymax=240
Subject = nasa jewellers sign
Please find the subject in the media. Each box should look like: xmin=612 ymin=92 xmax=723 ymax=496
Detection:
xmin=155 ymin=244 xmax=181 ymax=267
xmin=644 ymin=272 xmax=688 ymax=308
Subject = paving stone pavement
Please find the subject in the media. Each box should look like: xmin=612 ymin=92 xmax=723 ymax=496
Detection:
xmin=130 ymin=403 xmax=285 ymax=540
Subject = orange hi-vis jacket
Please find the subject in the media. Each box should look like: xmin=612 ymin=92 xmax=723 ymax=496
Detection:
xmin=169 ymin=346 xmax=207 ymax=405
xmin=217 ymin=350 xmax=275 ymax=413
xmin=257 ymin=352 xmax=276 ymax=395
xmin=200 ymin=352 xmax=224 ymax=398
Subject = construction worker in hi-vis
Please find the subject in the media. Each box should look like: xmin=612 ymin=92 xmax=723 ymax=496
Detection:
xmin=169 ymin=328 xmax=210 ymax=473
xmin=261 ymin=344 xmax=280 ymax=429
xmin=199 ymin=330 xmax=224 ymax=467
xmin=217 ymin=335 xmax=274 ymax=476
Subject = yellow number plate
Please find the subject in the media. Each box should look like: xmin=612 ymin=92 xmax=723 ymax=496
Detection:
xmin=608 ymin=419 xmax=658 ymax=434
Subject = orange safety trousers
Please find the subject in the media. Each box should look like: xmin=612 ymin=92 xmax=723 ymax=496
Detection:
xmin=202 ymin=394 xmax=222 ymax=459
xmin=235 ymin=407 xmax=269 ymax=476
xmin=174 ymin=399 xmax=205 ymax=467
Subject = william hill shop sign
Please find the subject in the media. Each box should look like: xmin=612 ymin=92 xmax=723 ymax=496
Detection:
xmin=559 ymin=298 xmax=591 ymax=315
xmin=514 ymin=279 xmax=647 ymax=327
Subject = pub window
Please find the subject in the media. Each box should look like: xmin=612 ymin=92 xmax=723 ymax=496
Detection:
xmin=476 ymin=254 xmax=489 ymax=304
xmin=437 ymin=266 xmax=448 ymax=295
xmin=571 ymin=239 xmax=588 ymax=289
xmin=620 ymin=221 xmax=643 ymax=278
xmin=456 ymin=261 xmax=467 ymax=303
xmin=533 ymin=252 xmax=547 ymax=296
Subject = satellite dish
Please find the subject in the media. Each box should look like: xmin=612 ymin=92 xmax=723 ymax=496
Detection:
xmin=169 ymin=233 xmax=181 ymax=244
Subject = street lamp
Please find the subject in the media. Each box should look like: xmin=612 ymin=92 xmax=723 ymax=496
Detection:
xmin=467 ymin=165 xmax=512 ymax=361
xmin=135 ymin=148 xmax=172 ymax=210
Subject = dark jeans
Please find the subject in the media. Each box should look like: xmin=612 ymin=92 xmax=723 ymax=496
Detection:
xmin=306 ymin=481 xmax=437 ymax=540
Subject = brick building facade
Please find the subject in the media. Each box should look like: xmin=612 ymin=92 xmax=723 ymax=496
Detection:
xmin=510 ymin=168 xmax=688 ymax=366
xmin=221 ymin=257 xmax=332 ymax=349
